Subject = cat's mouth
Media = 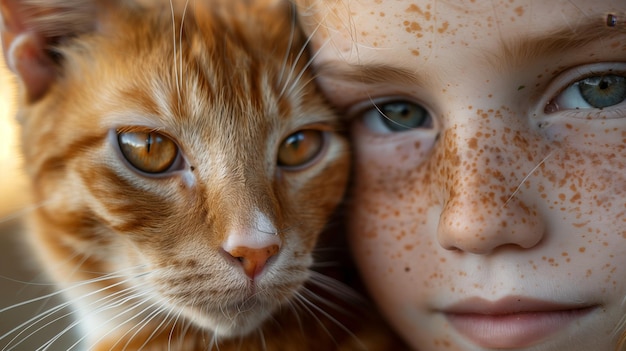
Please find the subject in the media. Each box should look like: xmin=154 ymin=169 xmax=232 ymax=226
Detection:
xmin=161 ymin=275 xmax=304 ymax=337
xmin=177 ymin=294 xmax=283 ymax=337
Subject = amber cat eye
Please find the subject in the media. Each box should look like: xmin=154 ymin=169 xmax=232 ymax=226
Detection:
xmin=117 ymin=130 xmax=178 ymax=174
xmin=277 ymin=130 xmax=325 ymax=168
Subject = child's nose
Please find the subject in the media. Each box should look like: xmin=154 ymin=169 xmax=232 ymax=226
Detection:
xmin=434 ymin=124 xmax=547 ymax=254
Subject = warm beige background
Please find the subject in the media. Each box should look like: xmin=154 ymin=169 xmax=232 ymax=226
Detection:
xmin=0 ymin=53 xmax=75 ymax=349
xmin=0 ymin=54 xmax=28 ymax=217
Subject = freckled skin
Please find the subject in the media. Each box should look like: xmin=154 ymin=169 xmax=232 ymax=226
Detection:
xmin=298 ymin=0 xmax=626 ymax=350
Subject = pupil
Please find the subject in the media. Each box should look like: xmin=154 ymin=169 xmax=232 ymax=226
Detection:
xmin=146 ymin=134 xmax=152 ymax=153
xmin=599 ymin=80 xmax=609 ymax=90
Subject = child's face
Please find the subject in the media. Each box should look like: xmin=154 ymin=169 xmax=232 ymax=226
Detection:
xmin=298 ymin=0 xmax=626 ymax=349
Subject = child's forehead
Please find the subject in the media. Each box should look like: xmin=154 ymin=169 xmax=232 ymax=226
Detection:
xmin=301 ymin=0 xmax=623 ymax=77
xmin=302 ymin=0 xmax=620 ymax=48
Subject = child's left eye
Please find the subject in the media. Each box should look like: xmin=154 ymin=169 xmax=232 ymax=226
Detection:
xmin=546 ymin=72 xmax=626 ymax=113
xmin=575 ymin=75 xmax=626 ymax=108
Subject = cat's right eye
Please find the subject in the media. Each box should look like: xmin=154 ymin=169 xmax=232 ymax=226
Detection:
xmin=117 ymin=130 xmax=179 ymax=174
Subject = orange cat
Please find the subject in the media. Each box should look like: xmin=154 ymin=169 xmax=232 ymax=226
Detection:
xmin=0 ymin=0 xmax=404 ymax=349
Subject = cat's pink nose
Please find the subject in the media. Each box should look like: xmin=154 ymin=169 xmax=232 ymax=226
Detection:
xmin=226 ymin=245 xmax=279 ymax=279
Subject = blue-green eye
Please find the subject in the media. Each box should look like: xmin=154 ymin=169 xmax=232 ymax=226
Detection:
xmin=578 ymin=75 xmax=626 ymax=108
xmin=548 ymin=74 xmax=626 ymax=112
xmin=362 ymin=100 xmax=432 ymax=133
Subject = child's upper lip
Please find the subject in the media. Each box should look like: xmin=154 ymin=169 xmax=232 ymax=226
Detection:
xmin=440 ymin=295 xmax=598 ymax=315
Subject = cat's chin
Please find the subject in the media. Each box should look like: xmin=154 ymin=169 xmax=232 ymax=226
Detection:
xmin=181 ymin=299 xmax=279 ymax=337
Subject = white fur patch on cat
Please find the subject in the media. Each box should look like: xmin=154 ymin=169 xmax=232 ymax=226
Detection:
xmin=222 ymin=210 xmax=281 ymax=251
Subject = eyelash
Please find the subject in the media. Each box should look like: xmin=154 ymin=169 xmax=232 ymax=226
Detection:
xmin=349 ymin=97 xmax=436 ymax=135
xmin=543 ymin=62 xmax=626 ymax=119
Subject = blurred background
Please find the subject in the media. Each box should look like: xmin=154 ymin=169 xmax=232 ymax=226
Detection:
xmin=1 ymin=55 xmax=75 ymax=349
xmin=0 ymin=47 xmax=27 ymax=217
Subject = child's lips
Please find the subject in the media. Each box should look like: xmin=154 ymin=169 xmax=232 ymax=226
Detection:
xmin=440 ymin=296 xmax=598 ymax=349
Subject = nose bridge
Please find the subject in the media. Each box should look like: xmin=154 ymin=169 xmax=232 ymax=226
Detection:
xmin=435 ymin=114 xmax=546 ymax=254
xmin=201 ymin=141 xmax=281 ymax=245
xmin=225 ymin=162 xmax=280 ymax=231
xmin=217 ymin=173 xmax=283 ymax=278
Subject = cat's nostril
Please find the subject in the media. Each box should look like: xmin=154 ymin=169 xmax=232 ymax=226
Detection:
xmin=225 ymin=245 xmax=279 ymax=279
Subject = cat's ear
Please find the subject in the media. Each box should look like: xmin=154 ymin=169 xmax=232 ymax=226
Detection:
xmin=0 ymin=0 xmax=97 ymax=102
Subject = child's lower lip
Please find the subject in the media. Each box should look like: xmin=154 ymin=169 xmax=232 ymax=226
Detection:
xmin=444 ymin=307 xmax=596 ymax=348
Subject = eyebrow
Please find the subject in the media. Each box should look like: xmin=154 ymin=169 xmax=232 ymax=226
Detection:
xmin=493 ymin=15 xmax=625 ymax=69
xmin=314 ymin=62 xmax=425 ymax=88
xmin=314 ymin=14 xmax=625 ymax=85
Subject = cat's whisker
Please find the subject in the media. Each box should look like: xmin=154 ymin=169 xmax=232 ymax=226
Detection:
xmin=299 ymin=286 xmax=353 ymax=319
xmin=285 ymin=74 xmax=325 ymax=110
xmin=0 ymin=267 xmax=141 ymax=314
xmin=218 ymin=296 xmax=232 ymax=322
xmin=84 ymin=293 xmax=158 ymax=351
xmin=12 ymin=249 xmax=88 ymax=311
xmin=35 ymin=291 xmax=144 ymax=351
xmin=275 ymin=218 xmax=322 ymax=237
xmin=1 ymin=285 xmax=93 ymax=347
xmin=502 ymin=149 xmax=555 ymax=209
xmin=2 ymin=277 xmax=148 ymax=351
xmin=284 ymin=298 xmax=306 ymax=336
xmin=291 ymin=293 xmax=338 ymax=345
xmin=278 ymin=14 xmax=328 ymax=99
xmin=152 ymin=308 xmax=184 ymax=350
xmin=276 ymin=2 xmax=298 ymax=89
xmin=58 ymin=284 xmax=157 ymax=350
xmin=69 ymin=299 xmax=148 ymax=351
xmin=0 ymin=275 xmax=58 ymax=287
xmin=284 ymin=38 xmax=328 ymax=99
xmin=123 ymin=300 xmax=172 ymax=351
xmin=8 ymin=288 xmax=134 ymax=351
xmin=610 ymin=296 xmax=626 ymax=347
xmin=169 ymin=0 xmax=181 ymax=105
xmin=208 ymin=329 xmax=221 ymax=351
xmin=295 ymin=291 xmax=367 ymax=350
xmin=1 ymin=301 xmax=70 ymax=351
xmin=166 ymin=308 xmax=185 ymax=351
xmin=0 ymin=200 xmax=52 ymax=225
xmin=307 ymin=270 xmax=364 ymax=303
xmin=177 ymin=0 xmax=191 ymax=109
xmin=613 ymin=317 xmax=626 ymax=347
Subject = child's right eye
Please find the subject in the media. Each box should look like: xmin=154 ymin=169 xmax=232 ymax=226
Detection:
xmin=360 ymin=99 xmax=433 ymax=134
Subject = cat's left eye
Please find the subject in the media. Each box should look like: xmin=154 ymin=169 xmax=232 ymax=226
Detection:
xmin=545 ymin=64 xmax=626 ymax=114
xmin=277 ymin=129 xmax=325 ymax=169
xmin=117 ymin=131 xmax=179 ymax=174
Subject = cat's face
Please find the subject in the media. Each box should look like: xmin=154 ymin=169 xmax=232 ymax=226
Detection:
xmin=3 ymin=0 xmax=348 ymax=340
xmin=298 ymin=0 xmax=626 ymax=350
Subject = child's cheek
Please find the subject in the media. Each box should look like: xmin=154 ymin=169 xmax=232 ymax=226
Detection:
xmin=350 ymin=121 xmax=438 ymax=190
xmin=537 ymin=117 xmax=626 ymax=238
xmin=538 ymin=117 xmax=626 ymax=189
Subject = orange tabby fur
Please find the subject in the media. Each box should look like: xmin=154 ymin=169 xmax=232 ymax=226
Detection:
xmin=0 ymin=0 xmax=404 ymax=349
